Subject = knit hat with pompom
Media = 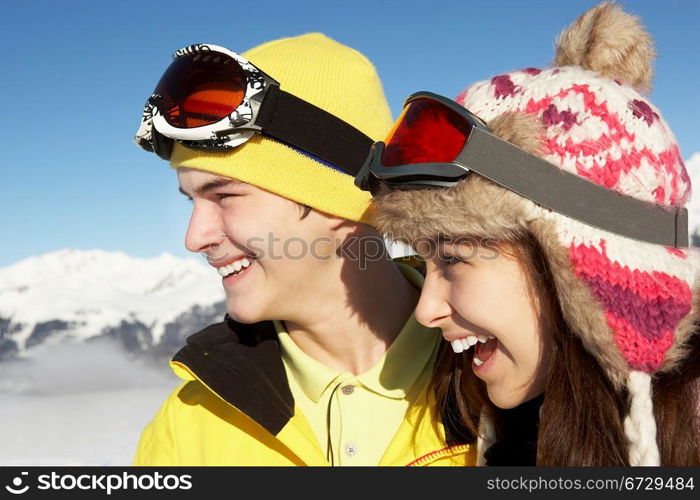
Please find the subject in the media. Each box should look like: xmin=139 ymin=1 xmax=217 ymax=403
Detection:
xmin=371 ymin=2 xmax=699 ymax=466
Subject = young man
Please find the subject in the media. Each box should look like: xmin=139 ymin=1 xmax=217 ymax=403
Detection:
xmin=132 ymin=33 xmax=475 ymax=466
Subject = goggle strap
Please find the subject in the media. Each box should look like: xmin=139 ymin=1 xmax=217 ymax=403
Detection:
xmin=254 ymin=84 xmax=373 ymax=176
xmin=459 ymin=128 xmax=689 ymax=247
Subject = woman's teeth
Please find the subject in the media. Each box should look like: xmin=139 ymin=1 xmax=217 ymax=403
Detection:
xmin=217 ymin=258 xmax=251 ymax=277
xmin=450 ymin=335 xmax=495 ymax=354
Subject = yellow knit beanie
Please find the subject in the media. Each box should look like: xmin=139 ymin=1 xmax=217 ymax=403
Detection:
xmin=169 ymin=33 xmax=392 ymax=225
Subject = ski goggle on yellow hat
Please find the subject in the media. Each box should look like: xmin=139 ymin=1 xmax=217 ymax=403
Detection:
xmin=134 ymin=43 xmax=373 ymax=177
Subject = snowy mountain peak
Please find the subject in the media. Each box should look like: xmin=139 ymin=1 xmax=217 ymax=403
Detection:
xmin=0 ymin=249 xmax=226 ymax=354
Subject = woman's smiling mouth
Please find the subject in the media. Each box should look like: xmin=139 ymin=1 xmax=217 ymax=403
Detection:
xmin=445 ymin=334 xmax=494 ymax=354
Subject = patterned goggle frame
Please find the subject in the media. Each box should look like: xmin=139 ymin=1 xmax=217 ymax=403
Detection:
xmin=134 ymin=44 xmax=278 ymax=156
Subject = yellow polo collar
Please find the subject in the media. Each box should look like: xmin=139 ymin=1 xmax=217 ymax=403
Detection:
xmin=276 ymin=263 xmax=437 ymax=403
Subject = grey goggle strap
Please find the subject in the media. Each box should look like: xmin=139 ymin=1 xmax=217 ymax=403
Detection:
xmin=459 ymin=127 xmax=689 ymax=248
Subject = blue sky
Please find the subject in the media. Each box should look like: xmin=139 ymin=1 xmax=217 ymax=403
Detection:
xmin=1 ymin=0 xmax=698 ymax=266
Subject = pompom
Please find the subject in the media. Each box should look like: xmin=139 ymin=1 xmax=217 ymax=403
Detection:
xmin=554 ymin=2 xmax=655 ymax=93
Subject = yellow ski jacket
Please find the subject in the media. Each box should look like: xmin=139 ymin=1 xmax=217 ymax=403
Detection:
xmin=133 ymin=315 xmax=476 ymax=466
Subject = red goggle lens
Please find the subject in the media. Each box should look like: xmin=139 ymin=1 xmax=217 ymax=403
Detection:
xmin=155 ymin=52 xmax=247 ymax=128
xmin=381 ymin=98 xmax=473 ymax=167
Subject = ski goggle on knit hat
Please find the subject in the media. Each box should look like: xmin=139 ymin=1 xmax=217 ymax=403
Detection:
xmin=355 ymin=91 xmax=688 ymax=247
xmin=134 ymin=43 xmax=372 ymax=175
xmin=362 ymin=2 xmax=699 ymax=466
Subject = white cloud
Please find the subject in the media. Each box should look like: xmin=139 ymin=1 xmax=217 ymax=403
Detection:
xmin=0 ymin=337 xmax=173 ymax=396
xmin=0 ymin=339 xmax=177 ymax=465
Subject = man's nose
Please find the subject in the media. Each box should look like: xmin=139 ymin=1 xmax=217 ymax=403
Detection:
xmin=184 ymin=202 xmax=227 ymax=255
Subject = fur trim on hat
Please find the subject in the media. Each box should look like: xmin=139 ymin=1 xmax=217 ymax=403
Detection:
xmin=373 ymin=112 xmax=543 ymax=246
xmin=661 ymin=276 xmax=700 ymax=372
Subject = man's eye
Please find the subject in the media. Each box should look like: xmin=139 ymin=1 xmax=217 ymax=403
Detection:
xmin=216 ymin=193 xmax=240 ymax=200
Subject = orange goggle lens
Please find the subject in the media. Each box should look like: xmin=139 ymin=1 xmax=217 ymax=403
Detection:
xmin=155 ymin=52 xmax=247 ymax=128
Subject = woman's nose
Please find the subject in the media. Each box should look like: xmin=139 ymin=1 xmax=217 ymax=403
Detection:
xmin=414 ymin=272 xmax=451 ymax=329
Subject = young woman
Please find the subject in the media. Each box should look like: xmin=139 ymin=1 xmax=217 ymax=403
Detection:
xmin=358 ymin=2 xmax=700 ymax=466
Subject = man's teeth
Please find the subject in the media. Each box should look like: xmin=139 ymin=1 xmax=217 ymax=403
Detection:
xmin=217 ymin=258 xmax=251 ymax=277
xmin=450 ymin=335 xmax=496 ymax=354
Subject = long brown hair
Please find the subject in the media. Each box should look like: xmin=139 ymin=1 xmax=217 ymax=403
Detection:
xmin=433 ymin=231 xmax=700 ymax=465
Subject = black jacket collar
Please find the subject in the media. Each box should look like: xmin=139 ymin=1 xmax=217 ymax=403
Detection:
xmin=171 ymin=314 xmax=294 ymax=436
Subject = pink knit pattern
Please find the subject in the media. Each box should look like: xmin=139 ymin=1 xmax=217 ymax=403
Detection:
xmin=457 ymin=66 xmax=695 ymax=374
xmin=569 ymin=240 xmax=692 ymax=372
xmin=456 ymin=67 xmax=691 ymax=208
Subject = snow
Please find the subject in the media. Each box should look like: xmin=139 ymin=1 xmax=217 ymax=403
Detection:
xmin=0 ymin=338 xmax=178 ymax=466
xmin=685 ymin=153 xmax=700 ymax=236
xmin=0 ymin=249 xmax=225 ymax=350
